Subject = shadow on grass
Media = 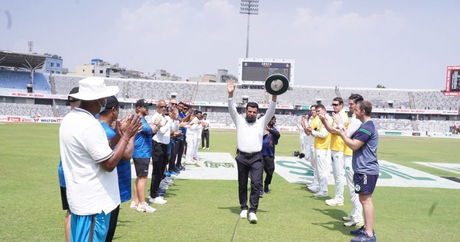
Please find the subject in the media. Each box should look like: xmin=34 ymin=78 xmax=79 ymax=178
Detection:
xmin=116 ymin=219 xmax=133 ymax=227
xmin=217 ymin=206 xmax=268 ymax=215
xmin=311 ymin=221 xmax=352 ymax=236
xmin=311 ymin=207 xmax=351 ymax=236
xmin=312 ymin=208 xmax=347 ymax=221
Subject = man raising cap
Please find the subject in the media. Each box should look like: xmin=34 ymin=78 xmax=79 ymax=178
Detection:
xmin=227 ymin=79 xmax=277 ymax=224
xmin=59 ymin=77 xmax=141 ymax=242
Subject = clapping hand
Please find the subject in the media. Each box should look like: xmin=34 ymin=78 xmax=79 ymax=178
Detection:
xmin=119 ymin=114 xmax=142 ymax=139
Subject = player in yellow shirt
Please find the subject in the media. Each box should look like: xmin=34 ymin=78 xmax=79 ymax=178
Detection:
xmin=303 ymin=104 xmax=332 ymax=197
xmin=325 ymin=97 xmax=348 ymax=206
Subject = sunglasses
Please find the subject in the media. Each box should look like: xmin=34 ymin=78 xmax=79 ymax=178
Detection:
xmin=171 ymin=103 xmax=178 ymax=106
xmin=159 ymin=105 xmax=167 ymax=108
xmin=68 ymin=99 xmax=78 ymax=103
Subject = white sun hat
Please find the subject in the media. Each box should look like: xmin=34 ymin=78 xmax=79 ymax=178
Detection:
xmin=69 ymin=77 xmax=119 ymax=100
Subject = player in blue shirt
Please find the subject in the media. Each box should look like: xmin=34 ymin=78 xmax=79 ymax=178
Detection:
xmin=98 ymin=96 xmax=135 ymax=242
xmin=336 ymin=100 xmax=378 ymax=242
xmin=132 ymin=99 xmax=156 ymax=213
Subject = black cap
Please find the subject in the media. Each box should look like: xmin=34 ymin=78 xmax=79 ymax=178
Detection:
xmin=105 ymin=96 xmax=119 ymax=110
xmin=68 ymin=87 xmax=79 ymax=102
xmin=194 ymin=110 xmax=202 ymax=115
xmin=135 ymin=99 xmax=152 ymax=107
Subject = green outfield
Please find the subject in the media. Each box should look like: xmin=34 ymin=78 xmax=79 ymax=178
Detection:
xmin=0 ymin=123 xmax=459 ymax=241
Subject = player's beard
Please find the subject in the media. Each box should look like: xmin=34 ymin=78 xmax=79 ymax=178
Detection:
xmin=246 ymin=116 xmax=256 ymax=123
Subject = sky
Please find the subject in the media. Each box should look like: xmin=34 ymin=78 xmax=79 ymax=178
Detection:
xmin=1 ymin=0 xmax=459 ymax=89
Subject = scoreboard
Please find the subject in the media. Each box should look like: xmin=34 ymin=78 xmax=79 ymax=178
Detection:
xmin=238 ymin=58 xmax=294 ymax=85
xmin=445 ymin=66 xmax=460 ymax=96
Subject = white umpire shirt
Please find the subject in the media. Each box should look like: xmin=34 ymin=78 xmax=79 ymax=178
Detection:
xmin=228 ymin=98 xmax=276 ymax=153
xmin=59 ymin=108 xmax=120 ymax=216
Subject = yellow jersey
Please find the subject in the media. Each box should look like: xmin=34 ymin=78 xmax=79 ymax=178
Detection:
xmin=331 ymin=110 xmax=348 ymax=152
xmin=313 ymin=115 xmax=331 ymax=150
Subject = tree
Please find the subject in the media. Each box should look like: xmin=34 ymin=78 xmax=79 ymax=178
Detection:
xmin=376 ymin=84 xmax=386 ymax=88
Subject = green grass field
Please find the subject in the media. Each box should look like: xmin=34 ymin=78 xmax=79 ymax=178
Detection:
xmin=1 ymin=123 xmax=460 ymax=241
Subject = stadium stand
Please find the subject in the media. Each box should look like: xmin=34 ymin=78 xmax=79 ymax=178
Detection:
xmin=2 ymin=73 xmax=460 ymax=135
xmin=0 ymin=70 xmax=51 ymax=93
xmin=0 ymin=103 xmax=53 ymax=117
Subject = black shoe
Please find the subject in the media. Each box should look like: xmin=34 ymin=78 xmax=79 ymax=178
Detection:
xmin=264 ymin=186 xmax=270 ymax=193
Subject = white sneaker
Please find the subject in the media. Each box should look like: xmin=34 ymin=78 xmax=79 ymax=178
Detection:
xmin=206 ymin=148 xmax=210 ymax=150
xmin=240 ymin=209 xmax=248 ymax=219
xmin=149 ymin=196 xmax=168 ymax=205
xmin=136 ymin=202 xmax=156 ymax=213
xmin=344 ymin=217 xmax=364 ymax=227
xmin=342 ymin=215 xmax=353 ymax=221
xmin=129 ymin=201 xmax=138 ymax=209
xmin=314 ymin=191 xmax=328 ymax=198
xmin=325 ymin=198 xmax=344 ymax=206
xmin=307 ymin=185 xmax=319 ymax=193
xmin=159 ymin=183 xmax=169 ymax=190
xmin=202 ymin=147 xmax=206 ymax=150
xmin=248 ymin=212 xmax=258 ymax=224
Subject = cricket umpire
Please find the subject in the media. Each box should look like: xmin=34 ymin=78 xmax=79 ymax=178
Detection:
xmin=227 ymin=80 xmax=277 ymax=224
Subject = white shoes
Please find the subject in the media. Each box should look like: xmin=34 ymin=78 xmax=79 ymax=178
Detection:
xmin=314 ymin=191 xmax=328 ymax=198
xmin=240 ymin=209 xmax=248 ymax=219
xmin=149 ymin=196 xmax=167 ymax=205
xmin=325 ymin=198 xmax=344 ymax=206
xmin=307 ymin=185 xmax=319 ymax=193
xmin=342 ymin=215 xmax=353 ymax=221
xmin=248 ymin=212 xmax=258 ymax=224
xmin=343 ymin=217 xmax=364 ymax=227
xmin=129 ymin=201 xmax=138 ymax=209
xmin=136 ymin=202 xmax=156 ymax=213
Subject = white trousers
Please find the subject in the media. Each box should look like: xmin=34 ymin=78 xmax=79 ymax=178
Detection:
xmin=315 ymin=149 xmax=331 ymax=193
xmin=185 ymin=135 xmax=197 ymax=162
xmin=344 ymin=155 xmax=363 ymax=220
xmin=331 ymin=150 xmax=346 ymax=201
xmin=308 ymin=146 xmax=319 ymax=186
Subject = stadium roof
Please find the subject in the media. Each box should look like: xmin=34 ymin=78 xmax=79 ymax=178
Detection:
xmin=0 ymin=50 xmax=46 ymax=70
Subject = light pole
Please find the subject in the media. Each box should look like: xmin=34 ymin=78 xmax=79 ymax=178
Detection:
xmin=240 ymin=0 xmax=259 ymax=58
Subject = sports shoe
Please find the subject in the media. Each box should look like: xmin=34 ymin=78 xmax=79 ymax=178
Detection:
xmin=264 ymin=186 xmax=270 ymax=193
xmin=206 ymin=147 xmax=210 ymax=150
xmin=248 ymin=212 xmax=258 ymax=224
xmin=314 ymin=191 xmax=328 ymax=198
xmin=158 ymin=188 xmax=166 ymax=196
xmin=159 ymin=182 xmax=169 ymax=190
xmin=350 ymin=232 xmax=376 ymax=242
xmin=149 ymin=196 xmax=167 ymax=205
xmin=259 ymin=191 xmax=264 ymax=198
xmin=170 ymin=171 xmax=178 ymax=177
xmin=350 ymin=226 xmax=365 ymax=236
xmin=307 ymin=185 xmax=319 ymax=193
xmin=130 ymin=201 xmax=138 ymax=209
xmin=325 ymin=198 xmax=344 ymax=206
xmin=202 ymin=147 xmax=206 ymax=150
xmin=136 ymin=202 xmax=156 ymax=213
xmin=344 ymin=218 xmax=364 ymax=227
xmin=165 ymin=171 xmax=171 ymax=177
xmin=240 ymin=209 xmax=248 ymax=219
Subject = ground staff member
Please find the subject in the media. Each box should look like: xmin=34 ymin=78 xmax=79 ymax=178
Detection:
xmin=261 ymin=116 xmax=280 ymax=196
xmin=57 ymin=86 xmax=80 ymax=242
xmin=59 ymin=77 xmax=140 ymax=242
xmin=336 ymin=100 xmax=379 ymax=242
xmin=227 ymin=80 xmax=277 ymax=224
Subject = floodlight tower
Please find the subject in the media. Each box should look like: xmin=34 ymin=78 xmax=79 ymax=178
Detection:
xmin=240 ymin=0 xmax=259 ymax=58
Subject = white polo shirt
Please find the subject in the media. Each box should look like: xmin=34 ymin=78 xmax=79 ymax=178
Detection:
xmin=150 ymin=112 xmax=172 ymax=144
xmin=228 ymin=98 xmax=276 ymax=153
xmin=59 ymin=108 xmax=120 ymax=215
